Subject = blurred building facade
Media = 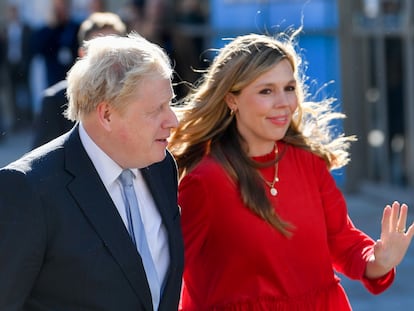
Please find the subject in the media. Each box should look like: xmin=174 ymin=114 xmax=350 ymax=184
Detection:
xmin=339 ymin=0 xmax=413 ymax=191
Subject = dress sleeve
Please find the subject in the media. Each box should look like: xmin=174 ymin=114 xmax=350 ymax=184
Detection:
xmin=316 ymin=158 xmax=395 ymax=294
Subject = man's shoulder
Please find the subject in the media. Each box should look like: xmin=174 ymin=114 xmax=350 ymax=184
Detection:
xmin=4 ymin=130 xmax=76 ymax=174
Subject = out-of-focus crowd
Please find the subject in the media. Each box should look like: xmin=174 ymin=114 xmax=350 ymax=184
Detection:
xmin=0 ymin=0 xmax=208 ymax=144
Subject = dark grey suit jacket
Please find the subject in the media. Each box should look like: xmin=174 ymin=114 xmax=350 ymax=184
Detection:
xmin=0 ymin=126 xmax=184 ymax=311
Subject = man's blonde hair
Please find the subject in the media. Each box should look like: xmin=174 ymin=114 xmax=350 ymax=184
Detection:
xmin=65 ymin=33 xmax=172 ymax=121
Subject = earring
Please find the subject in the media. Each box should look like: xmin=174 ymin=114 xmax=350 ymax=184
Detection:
xmin=230 ymin=109 xmax=235 ymax=116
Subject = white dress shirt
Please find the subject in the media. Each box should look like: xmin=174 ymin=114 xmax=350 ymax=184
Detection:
xmin=78 ymin=123 xmax=170 ymax=289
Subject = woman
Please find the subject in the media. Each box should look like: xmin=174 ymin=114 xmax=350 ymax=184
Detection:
xmin=168 ymin=32 xmax=414 ymax=310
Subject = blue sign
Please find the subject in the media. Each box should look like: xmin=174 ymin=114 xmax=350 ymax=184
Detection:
xmin=210 ymin=0 xmax=338 ymax=31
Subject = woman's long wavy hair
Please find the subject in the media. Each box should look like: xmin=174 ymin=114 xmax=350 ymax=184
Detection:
xmin=168 ymin=31 xmax=356 ymax=236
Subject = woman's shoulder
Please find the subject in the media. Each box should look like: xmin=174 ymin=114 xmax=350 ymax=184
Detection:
xmin=180 ymin=155 xmax=235 ymax=191
xmin=188 ymin=155 xmax=226 ymax=177
xmin=284 ymin=143 xmax=327 ymax=168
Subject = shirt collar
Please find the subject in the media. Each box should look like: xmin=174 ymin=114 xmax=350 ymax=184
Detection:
xmin=78 ymin=123 xmax=139 ymax=187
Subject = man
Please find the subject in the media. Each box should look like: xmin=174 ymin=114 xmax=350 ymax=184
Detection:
xmin=0 ymin=33 xmax=183 ymax=311
xmin=32 ymin=11 xmax=127 ymax=148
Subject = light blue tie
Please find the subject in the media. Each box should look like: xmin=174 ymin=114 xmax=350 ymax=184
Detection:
xmin=119 ymin=169 xmax=161 ymax=311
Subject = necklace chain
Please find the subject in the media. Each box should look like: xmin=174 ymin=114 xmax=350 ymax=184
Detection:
xmin=259 ymin=143 xmax=279 ymax=196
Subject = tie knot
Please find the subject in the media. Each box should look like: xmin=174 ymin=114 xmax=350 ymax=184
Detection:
xmin=119 ymin=169 xmax=135 ymax=188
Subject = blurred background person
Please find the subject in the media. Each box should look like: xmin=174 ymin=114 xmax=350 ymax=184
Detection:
xmin=89 ymin=0 xmax=107 ymax=13
xmin=32 ymin=0 xmax=80 ymax=88
xmin=0 ymin=20 xmax=6 ymax=141
xmin=171 ymin=0 xmax=208 ymax=99
xmin=1 ymin=2 xmax=33 ymax=132
xmin=32 ymin=11 xmax=127 ymax=149
xmin=122 ymin=0 xmax=168 ymax=46
xmin=71 ymin=0 xmax=108 ymax=21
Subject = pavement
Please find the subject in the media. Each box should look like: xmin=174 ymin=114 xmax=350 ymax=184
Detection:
xmin=0 ymin=128 xmax=413 ymax=310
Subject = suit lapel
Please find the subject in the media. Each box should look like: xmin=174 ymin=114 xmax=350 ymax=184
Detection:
xmin=64 ymin=127 xmax=153 ymax=311
xmin=141 ymin=166 xmax=176 ymax=240
xmin=141 ymin=162 xmax=183 ymax=308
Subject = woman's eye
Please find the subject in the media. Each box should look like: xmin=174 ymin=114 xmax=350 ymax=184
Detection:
xmin=286 ymin=85 xmax=296 ymax=92
xmin=259 ymin=88 xmax=272 ymax=95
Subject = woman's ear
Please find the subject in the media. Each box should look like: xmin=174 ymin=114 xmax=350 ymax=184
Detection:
xmin=225 ymin=92 xmax=237 ymax=112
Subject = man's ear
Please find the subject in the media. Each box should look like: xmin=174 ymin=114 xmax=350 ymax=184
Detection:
xmin=96 ymin=102 xmax=113 ymax=130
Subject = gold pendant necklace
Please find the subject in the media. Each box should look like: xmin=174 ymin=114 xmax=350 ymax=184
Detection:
xmin=260 ymin=143 xmax=279 ymax=196
xmin=264 ymin=173 xmax=279 ymax=196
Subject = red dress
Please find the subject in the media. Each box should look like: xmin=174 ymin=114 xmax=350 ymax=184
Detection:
xmin=178 ymin=141 xmax=394 ymax=311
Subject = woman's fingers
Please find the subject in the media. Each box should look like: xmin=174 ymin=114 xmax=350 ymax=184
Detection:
xmin=381 ymin=204 xmax=392 ymax=238
xmin=396 ymin=203 xmax=408 ymax=234
xmin=390 ymin=201 xmax=400 ymax=232
xmin=381 ymin=202 xmax=409 ymax=238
